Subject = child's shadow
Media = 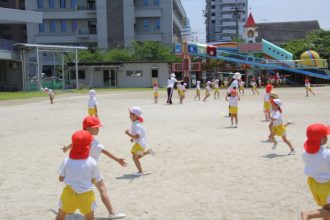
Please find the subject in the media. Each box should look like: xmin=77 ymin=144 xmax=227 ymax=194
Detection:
xmin=49 ymin=210 xmax=110 ymax=220
xmin=262 ymin=153 xmax=288 ymax=159
xmin=116 ymin=174 xmax=142 ymax=180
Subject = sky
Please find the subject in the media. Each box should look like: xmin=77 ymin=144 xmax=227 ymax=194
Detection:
xmin=181 ymin=0 xmax=330 ymax=43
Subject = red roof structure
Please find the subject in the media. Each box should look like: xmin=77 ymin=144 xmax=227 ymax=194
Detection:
xmin=244 ymin=12 xmax=256 ymax=28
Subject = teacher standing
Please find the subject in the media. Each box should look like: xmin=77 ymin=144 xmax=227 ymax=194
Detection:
xmin=166 ymin=73 xmax=177 ymax=104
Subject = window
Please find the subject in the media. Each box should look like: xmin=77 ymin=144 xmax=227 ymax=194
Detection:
xmin=143 ymin=0 xmax=148 ymax=6
xmin=60 ymin=0 xmax=66 ymax=8
xmin=37 ymin=0 xmax=44 ymax=8
xmin=70 ymin=0 xmax=76 ymax=8
xmin=39 ymin=23 xmax=45 ymax=32
xmin=211 ymin=5 xmax=215 ymax=9
xmin=50 ymin=21 xmax=56 ymax=32
xmin=154 ymin=0 xmax=159 ymax=6
xmin=127 ymin=70 xmax=143 ymax=77
xmin=78 ymin=70 xmax=85 ymax=79
xmin=143 ymin=19 xmax=149 ymax=31
xmin=49 ymin=0 xmax=55 ymax=8
xmin=211 ymin=12 xmax=215 ymax=16
xmin=155 ymin=18 xmax=160 ymax=30
xmin=72 ymin=20 xmax=77 ymax=32
xmin=61 ymin=21 xmax=67 ymax=32
xmin=151 ymin=69 xmax=158 ymax=78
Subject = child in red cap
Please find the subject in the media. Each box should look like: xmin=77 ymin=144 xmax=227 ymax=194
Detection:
xmin=225 ymin=89 xmax=240 ymax=128
xmin=305 ymin=78 xmax=315 ymax=97
xmin=263 ymin=82 xmax=273 ymax=121
xmin=56 ymin=130 xmax=100 ymax=220
xmin=301 ymin=123 xmax=330 ymax=220
xmin=62 ymin=116 xmax=126 ymax=219
xmin=153 ymin=82 xmax=159 ymax=104
xmin=268 ymin=99 xmax=295 ymax=155
xmin=125 ymin=106 xmax=155 ymax=176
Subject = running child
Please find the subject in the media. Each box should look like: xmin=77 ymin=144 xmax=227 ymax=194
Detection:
xmin=56 ymin=130 xmax=100 ymax=220
xmin=305 ymin=78 xmax=315 ymax=97
xmin=268 ymin=99 xmax=295 ymax=155
xmin=194 ymin=80 xmax=201 ymax=101
xmin=62 ymin=116 xmax=127 ymax=219
xmin=177 ymin=81 xmax=186 ymax=104
xmin=238 ymin=79 xmax=245 ymax=95
xmin=202 ymin=81 xmax=212 ymax=102
xmin=225 ymin=89 xmax=240 ymax=128
xmin=212 ymin=79 xmax=220 ymax=99
xmin=263 ymin=82 xmax=273 ymax=121
xmin=250 ymin=79 xmax=259 ymax=95
xmin=125 ymin=106 xmax=154 ymax=175
xmin=44 ymin=87 xmax=55 ymax=104
xmin=301 ymin=123 xmax=330 ymax=220
xmin=88 ymin=90 xmax=98 ymax=117
xmin=153 ymin=82 xmax=159 ymax=103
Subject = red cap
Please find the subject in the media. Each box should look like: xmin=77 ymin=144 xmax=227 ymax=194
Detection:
xmin=304 ymin=124 xmax=330 ymax=154
xmin=83 ymin=116 xmax=102 ymax=129
xmin=230 ymin=89 xmax=237 ymax=95
xmin=69 ymin=130 xmax=93 ymax=160
xmin=266 ymin=83 xmax=273 ymax=93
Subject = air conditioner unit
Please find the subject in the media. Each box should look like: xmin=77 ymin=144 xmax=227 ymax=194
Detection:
xmin=8 ymin=62 xmax=18 ymax=69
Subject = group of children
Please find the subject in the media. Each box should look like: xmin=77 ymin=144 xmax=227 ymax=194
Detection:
xmin=55 ymin=90 xmax=155 ymax=219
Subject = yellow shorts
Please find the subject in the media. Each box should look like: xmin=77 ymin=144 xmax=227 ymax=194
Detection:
xmin=196 ymin=90 xmax=200 ymax=95
xmin=272 ymin=124 xmax=286 ymax=136
xmin=307 ymin=177 xmax=330 ymax=206
xmin=178 ymin=90 xmax=185 ymax=97
xmin=88 ymin=108 xmax=96 ymax=116
xmin=214 ymin=88 xmax=219 ymax=93
xmin=252 ymin=86 xmax=257 ymax=90
xmin=206 ymin=90 xmax=210 ymax=96
xmin=239 ymin=86 xmax=244 ymax=90
xmin=305 ymin=87 xmax=312 ymax=91
xmin=264 ymin=101 xmax=271 ymax=111
xmin=229 ymin=106 xmax=238 ymax=114
xmin=153 ymin=92 xmax=159 ymax=97
xmin=131 ymin=143 xmax=145 ymax=155
xmin=60 ymin=185 xmax=96 ymax=215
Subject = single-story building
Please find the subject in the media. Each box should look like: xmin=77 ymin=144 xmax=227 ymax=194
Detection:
xmin=67 ymin=62 xmax=171 ymax=88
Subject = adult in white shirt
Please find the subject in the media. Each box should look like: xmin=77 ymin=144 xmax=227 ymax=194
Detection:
xmin=166 ymin=73 xmax=177 ymax=104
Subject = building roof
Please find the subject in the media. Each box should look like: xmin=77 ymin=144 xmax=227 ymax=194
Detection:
xmin=256 ymin=20 xmax=320 ymax=45
xmin=244 ymin=12 xmax=256 ymax=28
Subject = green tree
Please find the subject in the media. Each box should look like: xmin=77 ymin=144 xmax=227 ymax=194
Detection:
xmin=103 ymin=48 xmax=132 ymax=62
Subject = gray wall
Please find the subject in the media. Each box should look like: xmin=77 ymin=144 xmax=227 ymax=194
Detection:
xmin=0 ymin=60 xmax=22 ymax=91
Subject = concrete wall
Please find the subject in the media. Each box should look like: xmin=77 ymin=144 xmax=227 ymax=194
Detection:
xmin=0 ymin=60 xmax=22 ymax=91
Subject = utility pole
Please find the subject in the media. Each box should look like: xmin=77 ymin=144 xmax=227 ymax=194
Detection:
xmin=231 ymin=0 xmax=244 ymax=41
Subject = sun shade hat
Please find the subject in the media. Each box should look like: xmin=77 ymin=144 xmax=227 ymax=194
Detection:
xmin=266 ymin=83 xmax=273 ymax=93
xmin=129 ymin=106 xmax=143 ymax=123
xmin=83 ymin=116 xmax=103 ymax=130
xmin=171 ymin=73 xmax=176 ymax=78
xmin=69 ymin=130 xmax=93 ymax=160
xmin=233 ymin=72 xmax=241 ymax=80
xmin=304 ymin=123 xmax=330 ymax=154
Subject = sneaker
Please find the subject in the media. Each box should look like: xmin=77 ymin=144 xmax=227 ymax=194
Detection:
xmin=234 ymin=124 xmax=238 ymax=128
xmin=272 ymin=142 xmax=278 ymax=150
xmin=109 ymin=213 xmax=126 ymax=219
xmin=147 ymin=149 xmax=156 ymax=156
xmin=132 ymin=172 xmax=143 ymax=176
xmin=288 ymin=149 xmax=296 ymax=155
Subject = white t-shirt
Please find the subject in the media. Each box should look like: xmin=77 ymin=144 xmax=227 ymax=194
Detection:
xmin=239 ymin=81 xmax=245 ymax=87
xmin=302 ymin=147 xmax=330 ymax=183
xmin=229 ymin=80 xmax=239 ymax=90
xmin=153 ymin=86 xmax=159 ymax=92
xmin=196 ymin=84 xmax=200 ymax=90
xmin=167 ymin=77 xmax=177 ymax=88
xmin=228 ymin=96 xmax=239 ymax=107
xmin=47 ymin=89 xmax=54 ymax=95
xmin=59 ymin=157 xmax=101 ymax=193
xmin=177 ymin=84 xmax=185 ymax=91
xmin=251 ymin=81 xmax=257 ymax=87
xmin=131 ymin=121 xmax=146 ymax=148
xmin=88 ymin=97 xmax=97 ymax=108
xmin=213 ymin=81 xmax=219 ymax=89
xmin=206 ymin=85 xmax=211 ymax=91
xmin=271 ymin=110 xmax=283 ymax=126
xmin=264 ymin=93 xmax=270 ymax=102
xmin=90 ymin=138 xmax=105 ymax=162
xmin=305 ymin=82 xmax=310 ymax=87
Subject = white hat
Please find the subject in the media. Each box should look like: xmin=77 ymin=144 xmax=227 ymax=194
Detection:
xmin=207 ymin=81 xmax=211 ymax=85
xmin=171 ymin=73 xmax=176 ymax=78
xmin=233 ymin=72 xmax=241 ymax=80
xmin=196 ymin=80 xmax=201 ymax=84
xmin=129 ymin=106 xmax=142 ymax=117
xmin=273 ymin=99 xmax=282 ymax=108
xmin=89 ymin=89 xmax=96 ymax=98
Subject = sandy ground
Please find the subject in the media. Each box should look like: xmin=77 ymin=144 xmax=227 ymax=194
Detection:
xmin=0 ymin=86 xmax=329 ymax=220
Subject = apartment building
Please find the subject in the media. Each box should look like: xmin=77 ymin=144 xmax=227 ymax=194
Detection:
xmin=205 ymin=0 xmax=248 ymax=42
xmin=26 ymin=0 xmax=186 ymax=49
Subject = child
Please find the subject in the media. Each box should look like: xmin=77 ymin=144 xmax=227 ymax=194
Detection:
xmin=212 ymin=79 xmax=220 ymax=99
xmin=153 ymin=82 xmax=159 ymax=103
xmin=301 ymin=123 xmax=330 ymax=220
xmin=44 ymin=87 xmax=55 ymax=104
xmin=264 ymin=83 xmax=273 ymax=121
xmin=239 ymin=79 xmax=245 ymax=95
xmin=202 ymin=81 xmax=211 ymax=102
xmin=305 ymin=78 xmax=315 ymax=97
xmin=250 ymin=79 xmax=259 ymax=95
xmin=125 ymin=106 xmax=154 ymax=175
xmin=177 ymin=81 xmax=186 ymax=104
xmin=194 ymin=80 xmax=201 ymax=101
xmin=88 ymin=90 xmax=98 ymax=117
xmin=62 ymin=116 xmax=127 ymax=219
xmin=225 ymin=89 xmax=240 ymax=128
xmin=268 ymin=99 xmax=295 ymax=154
xmin=56 ymin=130 xmax=100 ymax=220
